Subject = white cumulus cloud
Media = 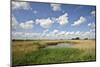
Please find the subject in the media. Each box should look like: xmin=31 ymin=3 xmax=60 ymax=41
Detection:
xmin=58 ymin=31 xmax=66 ymax=35
xmin=19 ymin=20 xmax=34 ymax=29
xmin=56 ymin=13 xmax=69 ymax=25
xmin=12 ymin=1 xmax=31 ymax=10
xmin=33 ymin=10 xmax=38 ymax=14
xmin=72 ymin=16 xmax=86 ymax=26
xmin=35 ymin=18 xmax=54 ymax=28
xmin=75 ymin=31 xmax=80 ymax=35
xmin=50 ymin=4 xmax=61 ymax=11
xmin=52 ymin=29 xmax=59 ymax=34
xmin=88 ymin=22 xmax=95 ymax=32
xmin=12 ymin=15 xmax=18 ymax=29
xmin=41 ymin=29 xmax=49 ymax=36
xmin=12 ymin=32 xmax=42 ymax=40
xmin=88 ymin=23 xmax=95 ymax=29
xmin=91 ymin=11 xmax=95 ymax=16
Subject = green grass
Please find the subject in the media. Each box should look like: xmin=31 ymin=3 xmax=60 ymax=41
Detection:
xmin=13 ymin=48 xmax=96 ymax=65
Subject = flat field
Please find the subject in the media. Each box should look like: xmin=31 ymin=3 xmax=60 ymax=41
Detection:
xmin=12 ymin=40 xmax=96 ymax=66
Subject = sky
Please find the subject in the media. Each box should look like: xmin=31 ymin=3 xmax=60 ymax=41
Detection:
xmin=12 ymin=1 xmax=96 ymax=40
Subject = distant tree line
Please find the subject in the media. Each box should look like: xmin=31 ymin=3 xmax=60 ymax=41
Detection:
xmin=72 ymin=37 xmax=88 ymax=40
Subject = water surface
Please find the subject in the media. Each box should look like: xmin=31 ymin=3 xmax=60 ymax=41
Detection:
xmin=45 ymin=43 xmax=74 ymax=48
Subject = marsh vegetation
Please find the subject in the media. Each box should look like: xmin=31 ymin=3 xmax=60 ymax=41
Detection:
xmin=12 ymin=40 xmax=96 ymax=66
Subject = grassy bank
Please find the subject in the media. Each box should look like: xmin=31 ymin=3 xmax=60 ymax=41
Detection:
xmin=13 ymin=48 xmax=95 ymax=66
xmin=12 ymin=40 xmax=96 ymax=66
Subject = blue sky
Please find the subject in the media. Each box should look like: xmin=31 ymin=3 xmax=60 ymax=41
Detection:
xmin=12 ymin=1 xmax=96 ymax=39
